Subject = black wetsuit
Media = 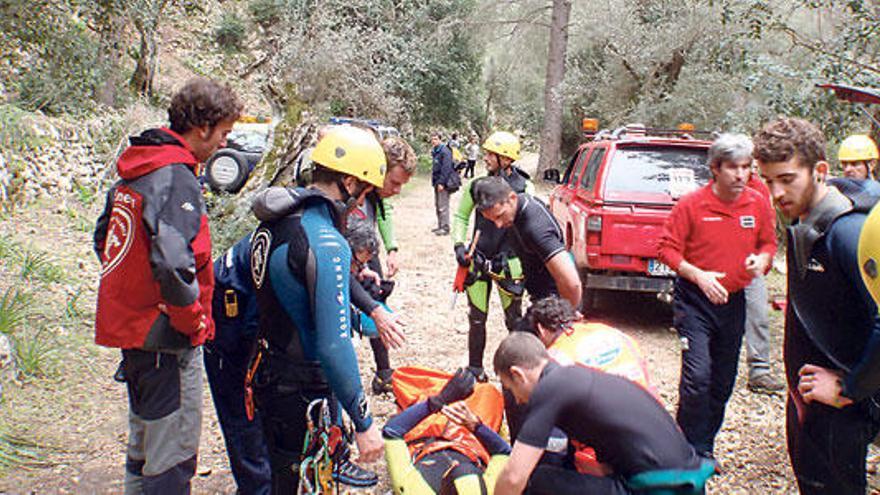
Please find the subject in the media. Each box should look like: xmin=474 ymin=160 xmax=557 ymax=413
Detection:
xmin=508 ymin=194 xmax=566 ymax=300
xmin=518 ymin=363 xmax=702 ymax=494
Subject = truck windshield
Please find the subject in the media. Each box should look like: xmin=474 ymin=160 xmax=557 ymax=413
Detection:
xmin=604 ymin=146 xmax=710 ymax=198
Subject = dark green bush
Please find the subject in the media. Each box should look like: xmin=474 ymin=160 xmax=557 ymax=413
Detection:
xmin=249 ymin=0 xmax=286 ymax=28
xmin=215 ymin=13 xmax=247 ymax=51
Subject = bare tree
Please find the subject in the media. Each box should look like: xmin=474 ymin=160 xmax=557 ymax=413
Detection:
xmin=536 ymin=0 xmax=571 ymax=176
xmin=129 ymin=0 xmax=169 ymax=96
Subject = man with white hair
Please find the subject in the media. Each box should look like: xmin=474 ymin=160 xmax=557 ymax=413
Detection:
xmin=657 ymin=133 xmax=777 ymax=458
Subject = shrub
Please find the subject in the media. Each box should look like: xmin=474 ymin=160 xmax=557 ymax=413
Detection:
xmin=13 ymin=327 xmax=58 ymax=379
xmin=215 ymin=13 xmax=247 ymax=51
xmin=0 ymin=288 xmax=28 ymax=336
xmin=249 ymin=0 xmax=285 ymax=28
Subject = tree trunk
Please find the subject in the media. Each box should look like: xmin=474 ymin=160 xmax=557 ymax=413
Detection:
xmin=130 ymin=23 xmax=158 ymax=95
xmin=95 ymin=2 xmax=128 ymax=106
xmin=129 ymin=0 xmax=167 ymax=96
xmin=536 ymin=0 xmax=571 ymax=177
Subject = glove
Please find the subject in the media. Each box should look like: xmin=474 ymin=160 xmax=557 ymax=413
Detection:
xmin=428 ymin=368 xmax=475 ymax=413
xmin=454 ymin=244 xmax=469 ymax=267
xmin=472 ymin=250 xmax=489 ymax=274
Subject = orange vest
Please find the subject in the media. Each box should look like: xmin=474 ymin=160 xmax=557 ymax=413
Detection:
xmin=392 ymin=366 xmax=504 ymax=467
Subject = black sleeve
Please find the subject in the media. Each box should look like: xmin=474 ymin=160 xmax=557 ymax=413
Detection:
xmin=515 ymin=382 xmax=559 ymax=449
xmin=350 ymin=276 xmax=380 ymax=314
xmin=520 ymin=198 xmax=565 ymax=263
xmin=93 ymin=184 xmax=118 ymax=262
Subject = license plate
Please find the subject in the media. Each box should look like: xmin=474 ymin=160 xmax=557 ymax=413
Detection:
xmin=647 ymin=259 xmax=676 ymax=277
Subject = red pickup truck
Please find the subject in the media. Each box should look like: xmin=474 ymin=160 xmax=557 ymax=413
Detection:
xmin=548 ymin=125 xmax=713 ymax=310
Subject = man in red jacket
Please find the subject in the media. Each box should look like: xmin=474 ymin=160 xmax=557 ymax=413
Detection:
xmin=657 ymin=133 xmax=776 ymax=459
xmin=94 ymin=78 xmax=241 ymax=494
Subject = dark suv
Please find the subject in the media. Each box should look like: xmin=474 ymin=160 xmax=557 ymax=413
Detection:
xmin=548 ymin=126 xmax=712 ymax=309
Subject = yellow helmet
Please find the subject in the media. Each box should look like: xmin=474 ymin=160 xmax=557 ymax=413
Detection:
xmin=859 ymin=204 xmax=880 ymax=306
xmin=482 ymin=131 xmax=521 ymax=161
xmin=839 ymin=134 xmax=879 ymax=163
xmin=310 ymin=126 xmax=386 ymax=188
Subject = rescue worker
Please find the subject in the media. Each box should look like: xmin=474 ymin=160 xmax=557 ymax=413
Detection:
xmin=514 ymin=296 xmax=655 ymax=475
xmin=248 ymin=126 xmax=386 ymax=492
xmin=203 ymin=135 xmax=410 ymax=491
xmin=657 ymin=133 xmax=777 ymax=458
xmin=205 ymin=234 xmax=272 ymax=495
xmin=93 ymin=77 xmax=241 ymax=493
xmin=355 ymin=136 xmax=417 ymax=394
xmin=838 ymin=134 xmax=879 ymax=180
xmin=492 ymin=333 xmax=713 ymax=495
xmin=383 ymin=368 xmax=511 ymax=494
xmin=452 ymin=131 xmax=533 ymax=381
xmin=471 ymin=176 xmax=581 ymax=308
xmin=754 ymin=117 xmax=880 ymax=494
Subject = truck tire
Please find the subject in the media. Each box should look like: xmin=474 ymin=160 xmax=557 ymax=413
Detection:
xmin=206 ymin=149 xmax=249 ymax=193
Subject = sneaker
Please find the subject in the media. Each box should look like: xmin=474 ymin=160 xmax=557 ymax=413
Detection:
xmin=748 ymin=374 xmax=785 ymax=394
xmin=467 ymin=366 xmax=488 ymax=383
xmin=333 ymin=457 xmax=378 ymax=487
xmin=371 ymin=369 xmax=394 ymax=395
xmin=434 ymin=228 xmax=449 ymax=236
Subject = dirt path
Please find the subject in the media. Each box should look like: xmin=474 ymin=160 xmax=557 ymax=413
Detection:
xmin=2 ymin=167 xmax=877 ymax=493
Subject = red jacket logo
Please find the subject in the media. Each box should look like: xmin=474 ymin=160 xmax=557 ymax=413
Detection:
xmin=101 ymin=191 xmax=139 ymax=276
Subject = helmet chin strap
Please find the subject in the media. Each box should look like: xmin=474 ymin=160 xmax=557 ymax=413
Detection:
xmin=335 ymin=177 xmax=368 ymax=218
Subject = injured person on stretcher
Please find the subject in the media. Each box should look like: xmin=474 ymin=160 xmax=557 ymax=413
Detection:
xmin=383 ymin=366 xmax=510 ymax=495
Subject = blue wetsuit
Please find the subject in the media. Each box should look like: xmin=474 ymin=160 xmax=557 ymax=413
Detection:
xmin=249 ymin=187 xmax=372 ymax=492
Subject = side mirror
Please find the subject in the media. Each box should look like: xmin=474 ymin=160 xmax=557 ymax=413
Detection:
xmin=543 ymin=169 xmax=561 ymax=184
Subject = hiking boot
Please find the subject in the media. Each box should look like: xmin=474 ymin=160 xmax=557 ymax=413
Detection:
xmin=333 ymin=457 xmax=378 ymax=487
xmin=371 ymin=369 xmax=394 ymax=395
xmin=467 ymin=366 xmax=488 ymax=383
xmin=748 ymin=374 xmax=785 ymax=394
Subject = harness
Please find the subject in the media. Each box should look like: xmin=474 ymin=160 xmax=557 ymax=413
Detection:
xmin=298 ymin=398 xmax=347 ymax=494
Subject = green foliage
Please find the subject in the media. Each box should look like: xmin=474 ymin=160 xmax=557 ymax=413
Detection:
xmin=249 ymin=0 xmax=286 ymax=28
xmin=13 ymin=327 xmax=58 ymax=379
xmin=0 ymin=426 xmax=44 ymax=471
xmin=416 ymin=154 xmax=433 ymax=175
xmin=18 ymin=249 xmax=64 ymax=284
xmin=255 ymin=0 xmax=484 ymax=131
xmin=215 ymin=12 xmax=247 ymax=52
xmin=0 ymin=288 xmax=29 ymax=336
xmin=0 ymin=1 xmax=109 ymax=114
xmin=73 ymin=181 xmax=97 ymax=206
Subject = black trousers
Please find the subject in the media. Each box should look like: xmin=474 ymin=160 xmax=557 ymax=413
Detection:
xmin=367 ymin=255 xmax=391 ymax=372
xmin=673 ymin=278 xmax=745 ymax=456
xmin=253 ymin=369 xmax=334 ymax=495
xmin=787 ymin=394 xmax=880 ymax=494
xmin=525 ymin=464 xmax=631 ymax=495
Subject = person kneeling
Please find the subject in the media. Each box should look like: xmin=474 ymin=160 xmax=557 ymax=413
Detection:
xmin=493 ymin=333 xmax=715 ymax=495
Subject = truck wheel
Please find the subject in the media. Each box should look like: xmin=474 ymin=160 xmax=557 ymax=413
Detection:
xmin=206 ymin=149 xmax=249 ymax=193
